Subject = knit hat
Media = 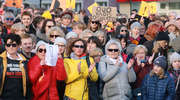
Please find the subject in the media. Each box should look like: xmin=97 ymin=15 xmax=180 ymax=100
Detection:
xmin=170 ymin=52 xmax=180 ymax=64
xmin=65 ymin=31 xmax=78 ymax=40
xmin=54 ymin=37 xmax=67 ymax=45
xmin=165 ymin=21 xmax=180 ymax=30
xmin=130 ymin=22 xmax=141 ymax=30
xmin=60 ymin=11 xmax=73 ymax=19
xmin=155 ymin=31 xmax=170 ymax=42
xmin=35 ymin=41 xmax=47 ymax=52
xmin=153 ymin=56 xmax=167 ymax=70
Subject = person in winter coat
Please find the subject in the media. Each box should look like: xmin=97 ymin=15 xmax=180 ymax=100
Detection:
xmin=28 ymin=41 xmax=67 ymax=100
xmin=98 ymin=39 xmax=136 ymax=100
xmin=131 ymin=45 xmax=154 ymax=100
xmin=168 ymin=52 xmax=180 ymax=100
xmin=0 ymin=34 xmax=31 ymax=100
xmin=64 ymin=38 xmax=98 ymax=100
xmin=141 ymin=56 xmax=175 ymax=100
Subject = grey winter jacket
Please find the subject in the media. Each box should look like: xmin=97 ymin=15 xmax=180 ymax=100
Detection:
xmin=98 ymin=55 xmax=136 ymax=100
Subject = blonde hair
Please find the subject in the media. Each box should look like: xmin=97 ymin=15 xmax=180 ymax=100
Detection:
xmin=72 ymin=21 xmax=86 ymax=30
xmin=47 ymin=26 xmax=65 ymax=38
xmin=133 ymin=45 xmax=147 ymax=56
xmin=11 ymin=23 xmax=26 ymax=33
xmin=150 ymin=68 xmax=166 ymax=79
xmin=95 ymin=30 xmax=107 ymax=45
xmin=89 ymin=48 xmax=103 ymax=57
xmin=79 ymin=29 xmax=94 ymax=39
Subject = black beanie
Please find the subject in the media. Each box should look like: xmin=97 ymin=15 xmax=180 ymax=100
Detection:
xmin=156 ymin=31 xmax=170 ymax=42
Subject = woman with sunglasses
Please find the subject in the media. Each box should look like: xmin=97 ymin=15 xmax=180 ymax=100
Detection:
xmin=28 ymin=40 xmax=67 ymax=100
xmin=64 ymin=38 xmax=98 ymax=100
xmin=98 ymin=39 xmax=136 ymax=100
xmin=0 ymin=34 xmax=31 ymax=100
xmin=36 ymin=19 xmax=56 ymax=42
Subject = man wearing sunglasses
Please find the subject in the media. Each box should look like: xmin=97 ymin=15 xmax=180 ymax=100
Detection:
xmin=0 ymin=33 xmax=31 ymax=100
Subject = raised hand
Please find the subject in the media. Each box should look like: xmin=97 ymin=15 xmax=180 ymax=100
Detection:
xmin=127 ymin=59 xmax=135 ymax=70
xmin=88 ymin=63 xmax=95 ymax=73
xmin=148 ymin=53 xmax=155 ymax=64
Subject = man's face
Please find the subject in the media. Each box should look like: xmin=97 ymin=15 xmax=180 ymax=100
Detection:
xmin=21 ymin=38 xmax=33 ymax=53
xmin=21 ymin=15 xmax=32 ymax=27
xmin=61 ymin=18 xmax=71 ymax=26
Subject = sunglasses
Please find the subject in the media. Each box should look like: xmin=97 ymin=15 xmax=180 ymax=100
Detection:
xmin=91 ymin=21 xmax=98 ymax=24
xmin=50 ymin=35 xmax=59 ymax=38
xmin=6 ymin=18 xmax=14 ymax=21
xmin=6 ymin=43 xmax=17 ymax=47
xmin=108 ymin=49 xmax=119 ymax=52
xmin=121 ymin=30 xmax=128 ymax=32
xmin=38 ymin=48 xmax=46 ymax=53
xmin=47 ymin=25 xmax=54 ymax=28
xmin=73 ymin=45 xmax=84 ymax=48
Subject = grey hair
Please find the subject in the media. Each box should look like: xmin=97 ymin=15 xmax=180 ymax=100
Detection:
xmin=79 ymin=29 xmax=94 ymax=39
xmin=105 ymin=39 xmax=122 ymax=55
xmin=47 ymin=26 xmax=65 ymax=38
xmin=3 ymin=11 xmax=15 ymax=22
xmin=95 ymin=30 xmax=107 ymax=45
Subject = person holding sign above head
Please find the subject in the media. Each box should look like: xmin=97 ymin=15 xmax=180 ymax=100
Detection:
xmin=28 ymin=40 xmax=67 ymax=100
xmin=64 ymin=38 xmax=98 ymax=100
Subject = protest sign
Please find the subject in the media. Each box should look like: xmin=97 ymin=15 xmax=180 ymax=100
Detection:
xmin=92 ymin=6 xmax=117 ymax=22
xmin=5 ymin=0 xmax=23 ymax=8
xmin=45 ymin=44 xmax=59 ymax=66
xmin=50 ymin=0 xmax=75 ymax=10
xmin=139 ymin=1 xmax=157 ymax=17
xmin=87 ymin=2 xmax=99 ymax=15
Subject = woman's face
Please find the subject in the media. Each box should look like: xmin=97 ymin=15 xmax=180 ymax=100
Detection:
xmin=168 ymin=25 xmax=176 ymax=33
xmin=57 ymin=42 xmax=65 ymax=55
xmin=153 ymin=65 xmax=163 ymax=75
xmin=37 ymin=20 xmax=44 ymax=30
xmin=159 ymin=40 xmax=168 ymax=49
xmin=120 ymin=27 xmax=128 ymax=35
xmin=98 ymin=35 xmax=105 ymax=44
xmin=36 ymin=45 xmax=46 ymax=60
xmin=61 ymin=18 xmax=71 ymax=26
xmin=49 ymin=31 xmax=60 ymax=43
xmin=93 ymin=53 xmax=102 ymax=63
xmin=120 ymin=39 xmax=126 ymax=49
xmin=72 ymin=41 xmax=85 ymax=56
xmin=172 ymin=60 xmax=180 ymax=69
xmin=87 ymin=41 xmax=97 ymax=52
xmin=107 ymin=44 xmax=119 ymax=59
xmin=131 ymin=27 xmax=140 ymax=35
xmin=84 ymin=33 xmax=93 ymax=41
xmin=5 ymin=39 xmax=19 ymax=55
xmin=15 ymin=28 xmax=26 ymax=36
xmin=135 ymin=49 xmax=146 ymax=60
xmin=45 ymin=21 xmax=55 ymax=34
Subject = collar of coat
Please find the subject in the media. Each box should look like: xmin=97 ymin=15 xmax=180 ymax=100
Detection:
xmin=0 ymin=51 xmax=27 ymax=97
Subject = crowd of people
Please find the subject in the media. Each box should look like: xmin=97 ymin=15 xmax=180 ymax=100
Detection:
xmin=0 ymin=2 xmax=180 ymax=100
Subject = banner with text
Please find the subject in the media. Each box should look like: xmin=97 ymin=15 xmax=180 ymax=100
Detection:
xmin=92 ymin=6 xmax=117 ymax=22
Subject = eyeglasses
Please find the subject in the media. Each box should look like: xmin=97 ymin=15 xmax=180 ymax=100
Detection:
xmin=6 ymin=43 xmax=17 ymax=47
xmin=108 ymin=49 xmax=119 ymax=52
xmin=38 ymin=48 xmax=46 ymax=53
xmin=50 ymin=35 xmax=59 ymax=38
xmin=46 ymin=25 xmax=54 ymax=28
xmin=58 ymin=44 xmax=65 ymax=47
xmin=6 ymin=18 xmax=14 ymax=21
xmin=91 ymin=21 xmax=98 ymax=24
xmin=73 ymin=45 xmax=84 ymax=48
xmin=121 ymin=30 xmax=128 ymax=32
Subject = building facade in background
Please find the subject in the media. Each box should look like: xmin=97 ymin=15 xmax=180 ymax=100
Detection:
xmin=23 ymin=0 xmax=180 ymax=16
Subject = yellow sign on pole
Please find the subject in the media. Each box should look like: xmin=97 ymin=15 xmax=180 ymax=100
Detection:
xmin=50 ymin=0 xmax=76 ymax=11
xmin=87 ymin=2 xmax=99 ymax=15
xmin=138 ymin=1 xmax=157 ymax=17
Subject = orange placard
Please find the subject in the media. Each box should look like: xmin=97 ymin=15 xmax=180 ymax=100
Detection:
xmin=5 ymin=0 xmax=23 ymax=8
